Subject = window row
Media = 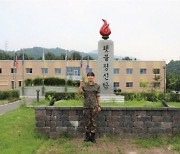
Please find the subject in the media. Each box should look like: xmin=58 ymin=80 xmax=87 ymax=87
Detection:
xmin=10 ymin=81 xmax=160 ymax=89
xmin=114 ymin=82 xmax=160 ymax=88
xmin=7 ymin=67 xmax=92 ymax=76
xmin=0 ymin=68 xmax=161 ymax=75
xmin=114 ymin=68 xmax=160 ymax=74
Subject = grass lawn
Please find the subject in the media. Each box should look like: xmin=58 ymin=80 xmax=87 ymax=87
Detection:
xmin=0 ymin=98 xmax=20 ymax=105
xmin=31 ymin=99 xmax=180 ymax=107
xmin=0 ymin=99 xmax=8 ymax=105
xmin=0 ymin=105 xmax=180 ymax=153
xmin=51 ymin=99 xmax=180 ymax=107
xmin=0 ymin=105 xmax=48 ymax=154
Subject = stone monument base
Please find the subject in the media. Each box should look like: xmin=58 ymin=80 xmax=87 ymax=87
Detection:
xmin=100 ymin=94 xmax=124 ymax=103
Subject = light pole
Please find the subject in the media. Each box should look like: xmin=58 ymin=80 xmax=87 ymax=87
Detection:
xmin=65 ymin=50 xmax=68 ymax=93
xmin=22 ymin=48 xmax=25 ymax=96
xmin=163 ymin=66 xmax=166 ymax=93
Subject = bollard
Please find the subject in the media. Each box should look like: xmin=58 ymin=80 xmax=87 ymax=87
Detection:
xmin=36 ymin=89 xmax=40 ymax=102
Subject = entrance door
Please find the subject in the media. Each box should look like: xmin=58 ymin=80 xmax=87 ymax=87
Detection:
xmin=74 ymin=70 xmax=78 ymax=76
xmin=11 ymin=81 xmax=15 ymax=89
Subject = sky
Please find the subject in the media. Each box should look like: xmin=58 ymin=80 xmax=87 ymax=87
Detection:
xmin=0 ymin=0 xmax=180 ymax=63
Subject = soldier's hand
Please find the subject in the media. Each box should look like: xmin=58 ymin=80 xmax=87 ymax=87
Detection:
xmin=98 ymin=106 xmax=101 ymax=112
xmin=79 ymin=80 xmax=84 ymax=86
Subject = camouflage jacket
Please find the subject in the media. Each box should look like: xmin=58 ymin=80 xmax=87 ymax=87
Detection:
xmin=82 ymin=82 xmax=100 ymax=108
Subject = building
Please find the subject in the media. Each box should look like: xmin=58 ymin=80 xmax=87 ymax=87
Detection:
xmin=0 ymin=60 xmax=166 ymax=92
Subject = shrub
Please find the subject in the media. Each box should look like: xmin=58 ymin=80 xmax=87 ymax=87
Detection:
xmin=25 ymin=79 xmax=33 ymax=86
xmin=33 ymin=78 xmax=43 ymax=86
xmin=10 ymin=90 xmax=19 ymax=98
xmin=25 ymin=77 xmax=77 ymax=87
xmin=67 ymin=79 xmax=75 ymax=86
xmin=0 ymin=90 xmax=19 ymax=100
xmin=116 ymin=92 xmax=179 ymax=102
xmin=169 ymin=93 xmax=180 ymax=102
xmin=44 ymin=77 xmax=65 ymax=86
xmin=45 ymin=91 xmax=76 ymax=101
xmin=74 ymin=93 xmax=83 ymax=100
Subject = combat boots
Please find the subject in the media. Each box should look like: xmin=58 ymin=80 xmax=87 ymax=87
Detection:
xmin=90 ymin=133 xmax=96 ymax=143
xmin=84 ymin=132 xmax=90 ymax=142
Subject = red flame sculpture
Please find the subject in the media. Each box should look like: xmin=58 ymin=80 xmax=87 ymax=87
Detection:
xmin=100 ymin=19 xmax=111 ymax=40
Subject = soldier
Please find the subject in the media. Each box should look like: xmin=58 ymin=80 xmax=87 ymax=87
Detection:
xmin=78 ymin=72 xmax=101 ymax=143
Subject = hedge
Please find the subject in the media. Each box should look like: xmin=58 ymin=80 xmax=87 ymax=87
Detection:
xmin=24 ymin=79 xmax=33 ymax=86
xmin=33 ymin=78 xmax=43 ymax=86
xmin=116 ymin=92 xmax=180 ymax=102
xmin=25 ymin=77 xmax=76 ymax=87
xmin=0 ymin=90 xmax=19 ymax=100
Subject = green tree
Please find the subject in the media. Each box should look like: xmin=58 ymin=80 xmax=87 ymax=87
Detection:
xmin=166 ymin=60 xmax=180 ymax=74
xmin=45 ymin=52 xmax=56 ymax=60
xmin=71 ymin=52 xmax=81 ymax=60
xmin=83 ymin=55 xmax=94 ymax=60
xmin=58 ymin=53 xmax=66 ymax=60
xmin=18 ymin=53 xmax=29 ymax=60
xmin=166 ymin=73 xmax=180 ymax=92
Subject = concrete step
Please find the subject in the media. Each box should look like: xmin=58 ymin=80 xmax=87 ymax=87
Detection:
xmin=100 ymin=94 xmax=124 ymax=103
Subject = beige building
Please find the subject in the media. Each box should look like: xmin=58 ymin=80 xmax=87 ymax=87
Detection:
xmin=0 ymin=60 xmax=166 ymax=92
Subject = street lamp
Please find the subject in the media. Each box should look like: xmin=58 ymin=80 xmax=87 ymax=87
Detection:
xmin=163 ymin=66 xmax=166 ymax=93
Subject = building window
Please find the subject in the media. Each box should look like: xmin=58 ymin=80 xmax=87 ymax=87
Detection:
xmin=26 ymin=68 xmax=32 ymax=74
xmin=11 ymin=81 xmax=15 ymax=89
xmin=114 ymin=82 xmax=119 ymax=87
xmin=126 ymin=68 xmax=133 ymax=74
xmin=153 ymin=82 xmax=160 ymax=88
xmin=126 ymin=82 xmax=133 ymax=87
xmin=41 ymin=68 xmax=48 ymax=74
xmin=114 ymin=68 xmax=119 ymax=74
xmin=153 ymin=68 xmax=160 ymax=74
xmin=140 ymin=68 xmax=147 ymax=74
xmin=18 ymin=81 xmax=22 ymax=87
xmin=55 ymin=68 xmax=61 ymax=74
xmin=0 ymin=68 xmax=2 ymax=73
xmin=67 ymin=67 xmax=80 ymax=76
xmin=11 ymin=68 xmax=17 ymax=73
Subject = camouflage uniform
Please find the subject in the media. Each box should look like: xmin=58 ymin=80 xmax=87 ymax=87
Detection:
xmin=82 ymin=82 xmax=100 ymax=133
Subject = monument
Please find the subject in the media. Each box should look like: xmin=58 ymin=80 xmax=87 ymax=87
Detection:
xmin=98 ymin=19 xmax=114 ymax=94
xmin=98 ymin=19 xmax=124 ymax=103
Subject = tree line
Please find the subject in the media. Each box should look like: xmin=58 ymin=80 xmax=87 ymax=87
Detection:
xmin=0 ymin=50 xmax=93 ymax=60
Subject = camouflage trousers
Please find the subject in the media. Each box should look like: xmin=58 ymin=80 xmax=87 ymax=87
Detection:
xmin=83 ymin=107 xmax=98 ymax=133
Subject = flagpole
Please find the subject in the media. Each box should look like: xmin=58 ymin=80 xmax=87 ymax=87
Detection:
xmin=13 ymin=54 xmax=15 ymax=89
xmin=15 ymin=54 xmax=17 ymax=89
xmin=87 ymin=56 xmax=89 ymax=73
xmin=22 ymin=48 xmax=25 ymax=96
xmin=65 ymin=50 xmax=68 ymax=93
xmin=81 ymin=53 xmax=83 ymax=79
xmin=42 ymin=48 xmax=45 ymax=96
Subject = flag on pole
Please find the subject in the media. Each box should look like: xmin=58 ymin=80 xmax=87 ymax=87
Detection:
xmin=13 ymin=55 xmax=16 ymax=68
xmin=86 ymin=56 xmax=89 ymax=72
xmin=14 ymin=55 xmax=18 ymax=69
xmin=80 ymin=55 xmax=83 ymax=68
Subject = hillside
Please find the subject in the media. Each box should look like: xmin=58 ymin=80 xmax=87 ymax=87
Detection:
xmin=0 ymin=47 xmax=130 ymax=60
xmin=166 ymin=60 xmax=180 ymax=74
xmin=0 ymin=47 xmax=98 ymax=60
